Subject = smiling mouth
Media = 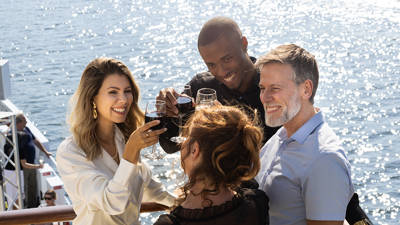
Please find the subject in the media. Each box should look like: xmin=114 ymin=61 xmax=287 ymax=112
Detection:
xmin=265 ymin=105 xmax=281 ymax=113
xmin=112 ymin=107 xmax=126 ymax=114
xmin=223 ymin=71 xmax=235 ymax=81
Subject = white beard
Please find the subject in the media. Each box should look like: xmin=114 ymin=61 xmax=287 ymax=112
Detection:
xmin=264 ymin=94 xmax=301 ymax=127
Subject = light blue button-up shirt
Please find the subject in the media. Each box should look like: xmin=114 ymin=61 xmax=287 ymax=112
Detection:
xmin=256 ymin=111 xmax=354 ymax=225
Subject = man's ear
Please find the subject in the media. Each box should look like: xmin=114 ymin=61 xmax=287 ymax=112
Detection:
xmin=241 ymin=36 xmax=248 ymax=53
xmin=302 ymin=79 xmax=313 ymax=100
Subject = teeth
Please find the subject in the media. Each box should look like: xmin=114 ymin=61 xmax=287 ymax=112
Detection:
xmin=224 ymin=72 xmax=234 ymax=81
xmin=266 ymin=105 xmax=280 ymax=113
xmin=113 ymin=108 xmax=125 ymax=113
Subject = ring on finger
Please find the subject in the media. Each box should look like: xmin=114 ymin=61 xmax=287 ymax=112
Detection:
xmin=145 ymin=133 xmax=150 ymax=138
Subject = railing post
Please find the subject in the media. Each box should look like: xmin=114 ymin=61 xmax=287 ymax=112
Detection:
xmin=0 ymin=164 xmax=5 ymax=211
xmin=10 ymin=115 xmax=23 ymax=210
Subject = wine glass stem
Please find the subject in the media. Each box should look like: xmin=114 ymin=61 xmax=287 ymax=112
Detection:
xmin=178 ymin=114 xmax=183 ymax=136
xmin=151 ymin=144 xmax=157 ymax=154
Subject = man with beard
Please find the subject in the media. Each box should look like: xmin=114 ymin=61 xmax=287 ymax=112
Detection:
xmin=255 ymin=44 xmax=354 ymax=225
xmin=157 ymin=17 xmax=279 ymax=154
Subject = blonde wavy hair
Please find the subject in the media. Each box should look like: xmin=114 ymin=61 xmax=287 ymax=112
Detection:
xmin=68 ymin=57 xmax=144 ymax=161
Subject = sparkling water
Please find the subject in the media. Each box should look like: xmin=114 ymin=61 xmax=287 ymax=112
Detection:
xmin=1 ymin=0 xmax=399 ymax=223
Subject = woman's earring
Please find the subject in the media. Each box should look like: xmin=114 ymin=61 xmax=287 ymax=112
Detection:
xmin=93 ymin=102 xmax=98 ymax=119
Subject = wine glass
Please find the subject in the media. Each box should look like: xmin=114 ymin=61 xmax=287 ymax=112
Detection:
xmin=170 ymin=85 xmax=193 ymax=143
xmin=195 ymin=88 xmax=217 ymax=110
xmin=143 ymin=100 xmax=166 ymax=160
xmin=166 ymin=154 xmax=187 ymax=191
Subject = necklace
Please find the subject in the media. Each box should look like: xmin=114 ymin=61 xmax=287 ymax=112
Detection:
xmin=98 ymin=131 xmax=119 ymax=163
xmin=111 ymin=147 xmax=119 ymax=163
xmin=101 ymin=141 xmax=119 ymax=163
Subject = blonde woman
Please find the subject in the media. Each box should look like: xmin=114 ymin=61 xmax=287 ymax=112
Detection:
xmin=56 ymin=58 xmax=175 ymax=225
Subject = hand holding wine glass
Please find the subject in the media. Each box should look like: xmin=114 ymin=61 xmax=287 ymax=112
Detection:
xmin=157 ymin=87 xmax=180 ymax=117
xmin=143 ymin=100 xmax=167 ymax=160
xmin=123 ymin=119 xmax=166 ymax=164
xmin=176 ymin=85 xmax=194 ymax=116
xmin=39 ymin=156 xmax=45 ymax=166
xmin=170 ymin=85 xmax=194 ymax=143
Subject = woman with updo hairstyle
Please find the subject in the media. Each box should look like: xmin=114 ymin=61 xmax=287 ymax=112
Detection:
xmin=154 ymin=105 xmax=269 ymax=225
xmin=56 ymin=57 xmax=175 ymax=225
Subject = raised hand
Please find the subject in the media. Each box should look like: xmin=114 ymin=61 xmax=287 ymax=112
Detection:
xmin=157 ymin=87 xmax=180 ymax=117
xmin=123 ymin=120 xmax=167 ymax=164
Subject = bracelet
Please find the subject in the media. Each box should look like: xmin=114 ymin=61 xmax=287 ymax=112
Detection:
xmin=354 ymin=219 xmax=371 ymax=225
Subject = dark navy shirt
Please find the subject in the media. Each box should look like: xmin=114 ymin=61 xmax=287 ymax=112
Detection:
xmin=4 ymin=131 xmax=28 ymax=170
xmin=22 ymin=127 xmax=36 ymax=164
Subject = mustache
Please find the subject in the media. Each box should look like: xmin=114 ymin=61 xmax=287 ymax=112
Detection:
xmin=224 ymin=68 xmax=254 ymax=77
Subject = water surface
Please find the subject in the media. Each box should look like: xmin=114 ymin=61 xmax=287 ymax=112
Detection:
xmin=1 ymin=0 xmax=399 ymax=223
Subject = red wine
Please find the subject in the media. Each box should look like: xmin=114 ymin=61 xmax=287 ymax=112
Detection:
xmin=176 ymin=96 xmax=194 ymax=115
xmin=145 ymin=112 xmax=166 ymax=130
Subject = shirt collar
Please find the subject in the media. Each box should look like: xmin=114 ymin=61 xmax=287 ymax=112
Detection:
xmin=289 ymin=111 xmax=324 ymax=144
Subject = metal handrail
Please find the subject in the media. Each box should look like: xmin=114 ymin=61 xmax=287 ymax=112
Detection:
xmin=0 ymin=205 xmax=74 ymax=225
xmin=0 ymin=202 xmax=169 ymax=225
xmin=0 ymin=112 xmax=24 ymax=210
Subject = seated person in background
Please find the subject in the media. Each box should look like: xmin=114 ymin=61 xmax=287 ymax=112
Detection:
xmin=35 ymin=191 xmax=57 ymax=225
xmin=43 ymin=189 xmax=56 ymax=207
xmin=154 ymin=105 xmax=269 ymax=225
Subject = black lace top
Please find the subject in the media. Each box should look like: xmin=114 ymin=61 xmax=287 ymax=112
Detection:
xmin=153 ymin=188 xmax=269 ymax=225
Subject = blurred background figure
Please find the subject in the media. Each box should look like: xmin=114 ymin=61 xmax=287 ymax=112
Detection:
xmin=43 ymin=189 xmax=56 ymax=207
xmin=15 ymin=113 xmax=50 ymax=208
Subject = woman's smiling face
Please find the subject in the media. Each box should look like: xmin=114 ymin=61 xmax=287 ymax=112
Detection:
xmin=94 ymin=73 xmax=133 ymax=125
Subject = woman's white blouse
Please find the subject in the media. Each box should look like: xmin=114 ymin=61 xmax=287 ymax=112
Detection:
xmin=56 ymin=128 xmax=175 ymax=225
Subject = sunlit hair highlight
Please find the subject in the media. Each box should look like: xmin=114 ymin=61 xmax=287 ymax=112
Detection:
xmin=178 ymin=105 xmax=262 ymax=206
xmin=68 ymin=57 xmax=144 ymax=161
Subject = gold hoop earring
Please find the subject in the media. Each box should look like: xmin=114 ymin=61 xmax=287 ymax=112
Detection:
xmin=93 ymin=102 xmax=98 ymax=119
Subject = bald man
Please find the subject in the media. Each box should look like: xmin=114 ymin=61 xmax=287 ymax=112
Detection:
xmin=157 ymin=16 xmax=279 ymax=154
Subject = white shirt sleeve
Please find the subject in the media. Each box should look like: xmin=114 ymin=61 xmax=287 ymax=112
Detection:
xmin=142 ymin=174 xmax=176 ymax=207
xmin=302 ymin=153 xmax=353 ymax=221
xmin=56 ymin=139 xmax=152 ymax=215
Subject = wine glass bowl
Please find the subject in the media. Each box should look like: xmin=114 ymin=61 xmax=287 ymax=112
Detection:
xmin=144 ymin=112 xmax=166 ymax=130
xmin=177 ymin=85 xmax=194 ymax=114
xmin=176 ymin=96 xmax=193 ymax=115
xmin=195 ymin=88 xmax=217 ymax=110
xmin=170 ymin=85 xmax=193 ymax=143
xmin=143 ymin=100 xmax=166 ymax=160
